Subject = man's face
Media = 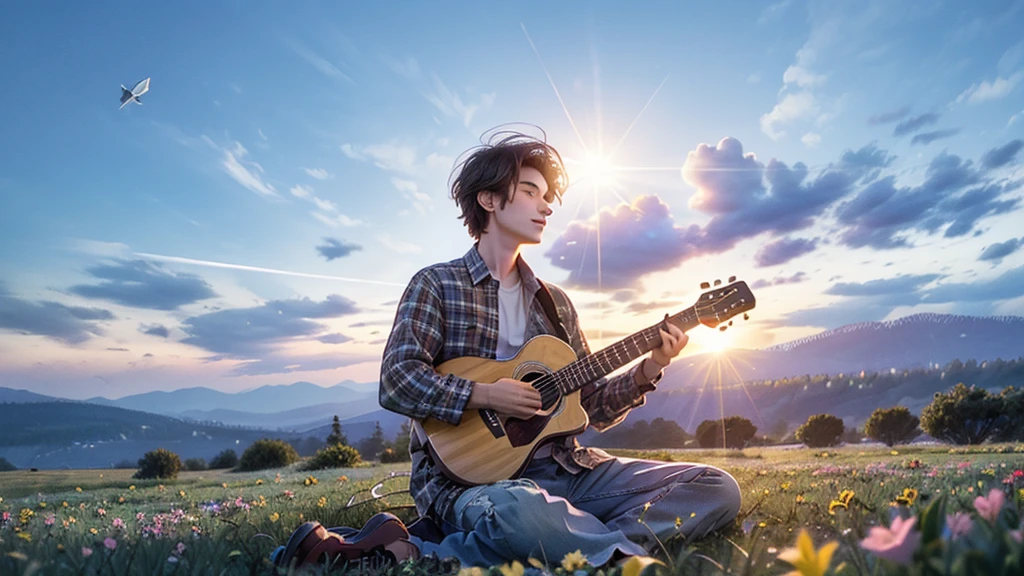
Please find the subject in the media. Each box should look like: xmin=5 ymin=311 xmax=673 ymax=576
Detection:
xmin=485 ymin=165 xmax=553 ymax=245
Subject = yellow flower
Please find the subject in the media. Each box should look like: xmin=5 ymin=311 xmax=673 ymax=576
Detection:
xmin=528 ymin=558 xmax=545 ymax=569
xmin=75 ymin=487 xmax=83 ymax=492
xmin=838 ymin=490 xmax=855 ymax=505
xmin=317 ymin=496 xmax=327 ymax=508
xmin=89 ymin=528 xmax=99 ymax=535
xmin=269 ymin=512 xmax=280 ymax=523
xmin=17 ymin=532 xmax=32 ymax=542
xmin=128 ymin=485 xmax=135 ymax=491
xmin=498 ymin=560 xmax=525 ymax=576
xmin=38 ymin=502 xmax=47 ymax=508
xmin=255 ymin=479 xmax=264 ymax=485
xmin=68 ymin=516 xmax=76 ymax=524
xmin=179 ymin=490 xmax=186 ymax=498
xmin=764 ymin=489 xmax=771 ymax=496
xmin=62 ymin=501 xmax=68 ymax=508
xmin=828 ymin=500 xmax=847 ymax=515
xmin=796 ymin=494 xmax=806 ymax=504
xmin=620 ymin=556 xmax=666 ymax=576
xmin=780 ymin=482 xmax=792 ymax=492
xmin=778 ymin=529 xmax=838 ymax=576
xmin=561 ymin=549 xmax=588 ymax=571
xmin=891 ymin=450 xmax=899 ymax=455
xmin=458 ymin=569 xmax=487 ymax=576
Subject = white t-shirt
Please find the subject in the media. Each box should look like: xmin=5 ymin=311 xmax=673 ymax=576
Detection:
xmin=495 ymin=272 xmax=527 ymax=360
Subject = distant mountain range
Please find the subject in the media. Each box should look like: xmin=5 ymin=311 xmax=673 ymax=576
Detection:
xmin=658 ymin=313 xmax=1024 ymax=391
xmin=3 ymin=313 xmax=1024 ymax=469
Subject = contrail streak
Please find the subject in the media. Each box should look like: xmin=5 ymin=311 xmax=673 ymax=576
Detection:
xmin=133 ymin=252 xmax=407 ymax=287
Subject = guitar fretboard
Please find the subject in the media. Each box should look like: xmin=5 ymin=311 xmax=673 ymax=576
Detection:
xmin=549 ymin=307 xmax=700 ymax=395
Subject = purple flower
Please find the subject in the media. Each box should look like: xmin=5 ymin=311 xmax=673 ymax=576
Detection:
xmin=103 ymin=537 xmax=117 ymax=551
xmin=945 ymin=512 xmax=972 ymax=540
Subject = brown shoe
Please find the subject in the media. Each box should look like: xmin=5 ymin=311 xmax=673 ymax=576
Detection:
xmin=274 ymin=513 xmax=420 ymax=570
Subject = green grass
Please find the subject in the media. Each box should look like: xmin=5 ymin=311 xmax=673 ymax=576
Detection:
xmin=1 ymin=445 xmax=1023 ymax=575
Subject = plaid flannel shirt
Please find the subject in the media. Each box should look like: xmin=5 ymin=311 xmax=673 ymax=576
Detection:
xmin=379 ymin=244 xmax=663 ymax=521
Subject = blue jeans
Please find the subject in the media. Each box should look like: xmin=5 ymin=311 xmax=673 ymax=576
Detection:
xmin=409 ymin=456 xmax=742 ymax=568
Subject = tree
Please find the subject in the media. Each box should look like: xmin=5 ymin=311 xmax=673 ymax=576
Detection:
xmin=994 ymin=386 xmax=1024 ymax=442
xmin=0 ymin=456 xmax=16 ymax=472
xmin=864 ymin=406 xmax=921 ymax=447
xmin=326 ymin=415 xmax=348 ymax=447
xmin=695 ymin=416 xmax=757 ymax=449
xmin=301 ymin=443 xmax=361 ymax=470
xmin=183 ymin=457 xmax=207 ymax=471
xmin=382 ymin=420 xmax=412 ymax=462
xmin=358 ymin=422 xmax=386 ymax=460
xmin=134 ymin=448 xmax=182 ymax=480
xmin=920 ymin=383 xmax=1005 ymax=445
xmin=796 ymin=414 xmax=845 ymax=448
xmin=238 ymin=438 xmax=300 ymax=472
xmin=208 ymin=449 xmax=238 ymax=469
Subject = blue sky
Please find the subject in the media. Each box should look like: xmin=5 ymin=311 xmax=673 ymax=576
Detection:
xmin=1 ymin=0 xmax=1023 ymax=399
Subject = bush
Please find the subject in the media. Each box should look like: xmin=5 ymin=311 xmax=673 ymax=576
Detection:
xmin=134 ymin=448 xmax=182 ymax=480
xmin=864 ymin=406 xmax=921 ymax=447
xmin=993 ymin=386 xmax=1024 ymax=442
xmin=796 ymin=414 xmax=845 ymax=448
xmin=0 ymin=456 xmax=16 ymax=472
xmin=208 ymin=449 xmax=239 ymax=470
xmin=238 ymin=439 xmax=300 ymax=472
xmin=695 ymin=416 xmax=758 ymax=449
xmin=301 ymin=443 xmax=362 ymax=470
xmin=379 ymin=448 xmax=408 ymax=463
xmin=183 ymin=457 xmax=207 ymax=471
xmin=921 ymin=383 xmax=1005 ymax=445
xmin=113 ymin=459 xmax=136 ymax=469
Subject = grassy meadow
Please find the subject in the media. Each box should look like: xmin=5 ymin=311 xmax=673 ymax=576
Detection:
xmin=1 ymin=443 xmax=1023 ymax=575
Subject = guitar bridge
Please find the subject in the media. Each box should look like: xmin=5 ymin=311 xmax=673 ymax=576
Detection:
xmin=479 ymin=408 xmax=506 ymax=439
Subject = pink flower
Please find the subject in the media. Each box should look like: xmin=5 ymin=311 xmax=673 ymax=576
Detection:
xmin=2 ymin=511 xmax=10 ymax=522
xmin=860 ymin=515 xmax=921 ymax=565
xmin=112 ymin=517 xmax=125 ymax=529
xmin=945 ymin=512 xmax=973 ymax=540
xmin=176 ymin=542 xmax=186 ymax=555
xmin=82 ymin=547 xmax=93 ymax=557
xmin=1010 ymin=530 xmax=1022 ymax=543
xmin=96 ymin=508 xmax=106 ymax=517
xmin=973 ymin=488 xmax=1006 ymax=524
xmin=45 ymin=514 xmax=56 ymax=526
xmin=103 ymin=537 xmax=117 ymax=550
xmin=136 ymin=512 xmax=145 ymax=522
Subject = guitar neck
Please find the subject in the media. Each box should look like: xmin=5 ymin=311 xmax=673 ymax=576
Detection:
xmin=552 ymin=305 xmax=700 ymax=395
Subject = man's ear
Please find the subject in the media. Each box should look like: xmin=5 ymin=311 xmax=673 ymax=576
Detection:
xmin=477 ymin=190 xmax=497 ymax=212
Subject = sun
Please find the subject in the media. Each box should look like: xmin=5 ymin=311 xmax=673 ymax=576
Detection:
xmin=566 ymin=151 xmax=621 ymax=190
xmin=703 ymin=327 xmax=735 ymax=354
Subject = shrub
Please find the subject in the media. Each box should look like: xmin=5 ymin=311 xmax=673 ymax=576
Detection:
xmin=796 ymin=414 xmax=845 ymax=448
xmin=238 ymin=439 xmax=299 ymax=472
xmin=921 ymin=383 xmax=1005 ymax=445
xmin=208 ymin=449 xmax=239 ymax=470
xmin=113 ymin=459 xmax=136 ymax=469
xmin=993 ymin=386 xmax=1024 ymax=442
xmin=695 ymin=416 xmax=758 ymax=449
xmin=0 ymin=456 xmax=16 ymax=472
xmin=301 ymin=443 xmax=362 ymax=470
xmin=864 ymin=406 xmax=921 ymax=447
xmin=379 ymin=448 xmax=408 ymax=463
xmin=134 ymin=448 xmax=182 ymax=480
xmin=183 ymin=457 xmax=207 ymax=471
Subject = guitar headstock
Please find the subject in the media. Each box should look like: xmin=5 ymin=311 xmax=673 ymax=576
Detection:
xmin=694 ymin=277 xmax=756 ymax=330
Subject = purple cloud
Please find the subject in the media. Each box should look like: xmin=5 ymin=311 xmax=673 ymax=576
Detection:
xmin=754 ymin=237 xmax=818 ymax=267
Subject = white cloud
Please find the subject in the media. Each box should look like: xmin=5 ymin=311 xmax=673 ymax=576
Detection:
xmin=1009 ymin=110 xmax=1024 ymax=127
xmin=312 ymin=197 xmax=337 ymax=212
xmin=377 ymin=234 xmax=422 ymax=254
xmin=288 ymin=41 xmax=354 ymax=84
xmin=782 ymin=65 xmax=827 ymax=88
xmin=257 ymin=128 xmax=268 ymax=141
xmin=290 ymin=185 xmax=312 ymax=199
xmin=760 ymin=92 xmax=819 ymax=140
xmin=219 ymin=141 xmax=278 ymax=198
xmin=303 ymin=167 xmax=331 ymax=180
xmin=68 ymin=239 xmax=131 ymax=258
xmin=313 ymin=212 xmax=364 ymax=228
xmin=801 ymin=132 xmax=822 ymax=147
xmin=341 ymin=141 xmax=419 ymax=174
xmin=956 ymin=71 xmax=1024 ymax=104
xmin=383 ymin=56 xmax=496 ymax=127
xmin=391 ymin=177 xmax=432 ymax=215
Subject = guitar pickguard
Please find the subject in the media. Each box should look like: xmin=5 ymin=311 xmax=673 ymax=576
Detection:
xmin=505 ymin=411 xmax=555 ymax=447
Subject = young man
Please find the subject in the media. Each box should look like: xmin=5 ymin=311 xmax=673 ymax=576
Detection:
xmin=275 ymin=130 xmax=741 ymax=570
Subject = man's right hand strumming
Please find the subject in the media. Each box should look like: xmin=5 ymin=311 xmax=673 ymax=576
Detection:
xmin=467 ymin=378 xmax=542 ymax=419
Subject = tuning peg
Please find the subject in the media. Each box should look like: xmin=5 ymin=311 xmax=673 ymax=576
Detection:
xmin=743 ymin=313 xmax=749 ymax=321
xmin=728 ymin=275 xmax=736 ymax=282
xmin=700 ymin=281 xmax=710 ymax=289
xmin=728 ymin=320 xmax=733 ymax=326
xmin=719 ymin=325 xmax=728 ymax=332
xmin=713 ymin=279 xmax=722 ymax=286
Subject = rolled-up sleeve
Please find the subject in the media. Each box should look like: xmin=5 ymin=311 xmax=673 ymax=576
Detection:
xmin=379 ymin=270 xmax=474 ymax=426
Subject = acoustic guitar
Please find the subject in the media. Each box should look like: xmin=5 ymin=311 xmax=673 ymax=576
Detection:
xmin=420 ymin=278 xmax=756 ymax=485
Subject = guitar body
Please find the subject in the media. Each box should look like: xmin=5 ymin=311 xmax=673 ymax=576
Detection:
xmin=421 ymin=334 xmax=588 ymax=485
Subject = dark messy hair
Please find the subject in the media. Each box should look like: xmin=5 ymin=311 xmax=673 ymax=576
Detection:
xmin=449 ymin=125 xmax=567 ymax=240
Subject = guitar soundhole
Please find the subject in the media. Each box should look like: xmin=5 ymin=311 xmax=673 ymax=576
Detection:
xmin=504 ymin=371 xmax=560 ymax=448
